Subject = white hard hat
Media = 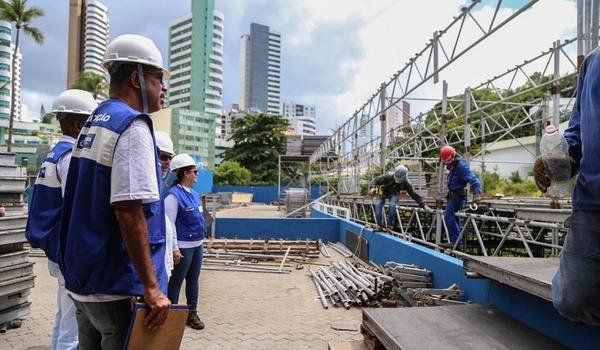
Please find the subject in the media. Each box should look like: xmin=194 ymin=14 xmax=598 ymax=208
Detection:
xmin=155 ymin=131 xmax=174 ymax=155
xmin=102 ymin=34 xmax=170 ymax=79
xmin=170 ymin=153 xmax=196 ymax=172
xmin=52 ymin=89 xmax=98 ymax=116
xmin=393 ymin=165 xmax=408 ymax=183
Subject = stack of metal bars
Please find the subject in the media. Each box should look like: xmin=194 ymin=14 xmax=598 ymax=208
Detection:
xmin=0 ymin=152 xmax=33 ymax=329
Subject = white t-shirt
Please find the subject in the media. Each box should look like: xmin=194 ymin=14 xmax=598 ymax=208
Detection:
xmin=71 ymin=119 xmax=160 ymax=302
xmin=165 ymin=185 xmax=204 ymax=249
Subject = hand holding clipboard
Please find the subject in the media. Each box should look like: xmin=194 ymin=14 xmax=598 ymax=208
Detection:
xmin=124 ymin=303 xmax=190 ymax=350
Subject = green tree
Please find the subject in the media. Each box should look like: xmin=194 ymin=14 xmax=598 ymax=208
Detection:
xmin=71 ymin=71 xmax=108 ymax=99
xmin=223 ymin=113 xmax=288 ymax=184
xmin=40 ymin=112 xmax=53 ymax=124
xmin=213 ymin=161 xmax=252 ymax=185
xmin=0 ymin=0 xmax=44 ymax=151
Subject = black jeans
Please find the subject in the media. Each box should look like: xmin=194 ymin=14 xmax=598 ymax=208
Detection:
xmin=72 ymin=298 xmax=133 ymax=350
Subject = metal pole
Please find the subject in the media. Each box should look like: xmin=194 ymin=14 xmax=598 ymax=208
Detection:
xmin=433 ymin=31 xmax=439 ymax=84
xmin=278 ymin=155 xmax=282 ymax=201
xmin=591 ymin=0 xmax=600 ymax=50
xmin=578 ymin=0 xmax=586 ymax=67
xmin=464 ymin=88 xmax=471 ymax=165
xmin=435 ymin=81 xmax=448 ymax=246
xmin=379 ymin=83 xmax=387 ymax=174
xmin=480 ymin=106 xmax=486 ymax=193
xmin=586 ymin=0 xmax=592 ymax=54
xmin=552 ymin=41 xmax=561 ymax=130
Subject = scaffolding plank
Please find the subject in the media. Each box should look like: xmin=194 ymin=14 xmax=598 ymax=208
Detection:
xmin=463 ymin=256 xmax=557 ymax=301
xmin=362 ymin=304 xmax=566 ymax=350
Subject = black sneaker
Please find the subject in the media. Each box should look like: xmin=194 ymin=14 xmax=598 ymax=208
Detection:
xmin=187 ymin=311 xmax=205 ymax=330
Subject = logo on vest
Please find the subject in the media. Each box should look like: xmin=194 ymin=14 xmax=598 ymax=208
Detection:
xmin=46 ymin=151 xmax=56 ymax=160
xmin=89 ymin=113 xmax=111 ymax=123
xmin=38 ymin=166 xmax=46 ymax=179
xmin=78 ymin=134 xmax=96 ymax=149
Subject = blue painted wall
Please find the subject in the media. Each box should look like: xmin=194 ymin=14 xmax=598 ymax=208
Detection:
xmin=211 ymin=185 xmax=325 ymax=203
xmin=312 ymin=206 xmax=600 ymax=349
xmin=193 ymin=169 xmax=213 ymax=194
xmin=215 ymin=217 xmax=338 ymax=242
xmin=312 ymin=208 xmax=490 ymax=303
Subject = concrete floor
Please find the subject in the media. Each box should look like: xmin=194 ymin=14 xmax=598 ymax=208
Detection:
xmin=2 ymin=253 xmax=362 ymax=350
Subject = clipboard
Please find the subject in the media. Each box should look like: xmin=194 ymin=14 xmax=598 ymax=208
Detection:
xmin=124 ymin=303 xmax=190 ymax=350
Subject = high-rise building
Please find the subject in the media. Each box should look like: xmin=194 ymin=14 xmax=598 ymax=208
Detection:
xmin=168 ymin=0 xmax=223 ymax=116
xmin=0 ymin=21 xmax=21 ymax=121
xmin=240 ymin=23 xmax=281 ymax=114
xmin=386 ymin=99 xmax=411 ymax=139
xmin=152 ymin=107 xmax=216 ymax=168
xmin=282 ymin=101 xmax=316 ymax=135
xmin=66 ymin=0 xmax=109 ymax=88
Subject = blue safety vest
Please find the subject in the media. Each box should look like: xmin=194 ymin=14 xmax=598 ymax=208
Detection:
xmin=25 ymin=141 xmax=73 ymax=263
xmin=59 ymin=99 xmax=167 ymax=296
xmin=168 ymin=184 xmax=205 ymax=242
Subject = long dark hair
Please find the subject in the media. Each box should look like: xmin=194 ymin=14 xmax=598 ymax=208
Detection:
xmin=172 ymin=165 xmax=195 ymax=186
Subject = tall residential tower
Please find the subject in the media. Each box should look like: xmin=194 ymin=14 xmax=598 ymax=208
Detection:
xmin=240 ymin=23 xmax=281 ymax=114
xmin=66 ymin=0 xmax=109 ymax=87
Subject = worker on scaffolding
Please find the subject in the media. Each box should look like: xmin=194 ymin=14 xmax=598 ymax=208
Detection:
xmin=369 ymin=165 xmax=432 ymax=231
xmin=534 ymin=49 xmax=600 ymax=326
xmin=439 ymin=145 xmax=482 ymax=248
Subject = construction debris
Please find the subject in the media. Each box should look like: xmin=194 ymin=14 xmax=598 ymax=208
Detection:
xmin=309 ymin=255 xmax=465 ymax=309
xmin=0 ymin=152 xmax=32 ymax=330
xmin=203 ymin=238 xmax=323 ymax=273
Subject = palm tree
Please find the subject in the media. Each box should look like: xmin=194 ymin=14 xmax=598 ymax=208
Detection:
xmin=0 ymin=0 xmax=44 ymax=152
xmin=71 ymin=71 xmax=108 ymax=100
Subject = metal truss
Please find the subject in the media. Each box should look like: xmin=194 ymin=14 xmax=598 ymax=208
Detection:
xmin=318 ymin=196 xmax=565 ymax=258
xmin=310 ymin=0 xmax=541 ymax=165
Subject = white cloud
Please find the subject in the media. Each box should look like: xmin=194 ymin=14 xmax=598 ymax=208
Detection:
xmin=274 ymin=0 xmax=577 ymax=133
xmin=21 ymin=89 xmax=54 ymax=122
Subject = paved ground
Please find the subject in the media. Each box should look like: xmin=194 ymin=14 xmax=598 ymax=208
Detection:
xmin=2 ymin=254 xmax=363 ymax=349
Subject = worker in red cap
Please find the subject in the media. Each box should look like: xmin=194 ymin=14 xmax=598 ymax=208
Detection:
xmin=440 ymin=145 xmax=482 ymax=248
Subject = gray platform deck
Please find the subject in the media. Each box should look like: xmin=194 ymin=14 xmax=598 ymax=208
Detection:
xmin=463 ymin=256 xmax=558 ymax=301
xmin=362 ymin=304 xmax=566 ymax=350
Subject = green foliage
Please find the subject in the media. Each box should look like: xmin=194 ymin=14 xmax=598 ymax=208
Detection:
xmin=40 ymin=112 xmax=53 ymax=124
xmin=0 ymin=0 xmax=45 ymax=152
xmin=482 ymin=170 xmax=541 ymax=197
xmin=223 ymin=113 xmax=288 ymax=184
xmin=71 ymin=72 xmax=108 ymax=99
xmin=509 ymin=171 xmax=522 ymax=183
xmin=213 ymin=161 xmax=252 ymax=185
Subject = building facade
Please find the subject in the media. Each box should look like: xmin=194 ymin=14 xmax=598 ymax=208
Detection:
xmin=282 ymin=101 xmax=316 ymax=135
xmin=0 ymin=21 xmax=21 ymax=121
xmin=152 ymin=107 xmax=216 ymax=168
xmin=66 ymin=0 xmax=109 ymax=87
xmin=168 ymin=0 xmax=223 ymax=116
xmin=240 ymin=23 xmax=281 ymax=114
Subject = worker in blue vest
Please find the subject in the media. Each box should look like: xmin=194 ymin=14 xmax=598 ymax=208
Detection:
xmin=155 ymin=131 xmax=182 ymax=278
xmin=439 ymin=145 xmax=482 ymax=248
xmin=58 ymin=34 xmax=171 ymax=349
xmin=165 ymin=153 xmax=206 ymax=330
xmin=25 ymin=89 xmax=97 ymax=350
xmin=534 ymin=49 xmax=600 ymax=325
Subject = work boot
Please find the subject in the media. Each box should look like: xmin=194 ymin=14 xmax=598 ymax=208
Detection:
xmin=187 ymin=311 xmax=205 ymax=330
xmin=373 ymin=225 xmax=383 ymax=231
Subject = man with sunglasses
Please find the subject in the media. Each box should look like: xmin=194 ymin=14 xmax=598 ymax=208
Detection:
xmin=59 ymin=34 xmax=171 ymax=349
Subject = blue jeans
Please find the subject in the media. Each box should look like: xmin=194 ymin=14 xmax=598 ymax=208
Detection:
xmin=552 ymin=211 xmax=600 ymax=325
xmin=72 ymin=298 xmax=132 ymax=350
xmin=168 ymin=245 xmax=203 ymax=311
xmin=374 ymin=195 xmax=399 ymax=227
xmin=445 ymin=196 xmax=466 ymax=243
xmin=48 ymin=261 xmax=78 ymax=350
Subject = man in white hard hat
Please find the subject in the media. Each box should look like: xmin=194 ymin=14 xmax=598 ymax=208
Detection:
xmin=26 ymin=89 xmax=98 ymax=350
xmin=154 ymin=131 xmax=183 ymax=277
xmin=369 ymin=165 xmax=433 ymax=231
xmin=58 ymin=34 xmax=171 ymax=349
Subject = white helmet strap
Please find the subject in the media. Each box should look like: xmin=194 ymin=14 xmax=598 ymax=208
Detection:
xmin=137 ymin=63 xmax=148 ymax=114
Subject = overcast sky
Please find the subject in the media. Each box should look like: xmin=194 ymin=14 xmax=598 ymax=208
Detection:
xmin=20 ymin=0 xmax=577 ymax=133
